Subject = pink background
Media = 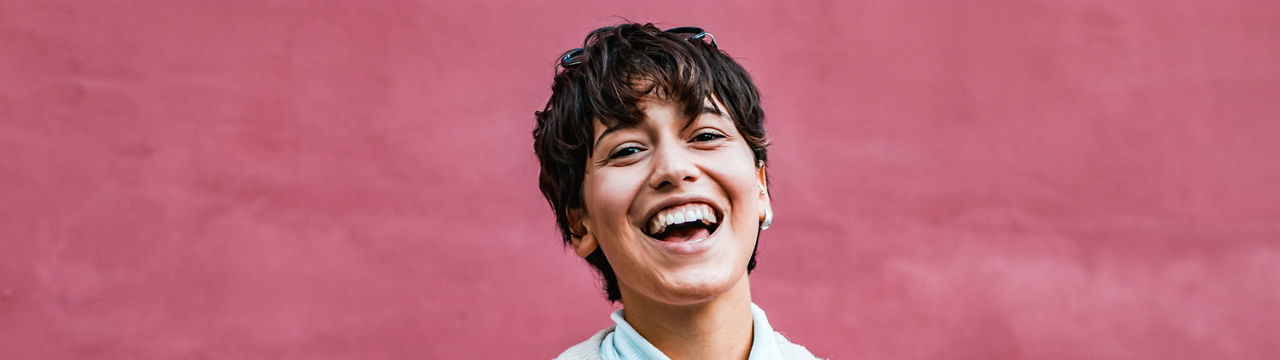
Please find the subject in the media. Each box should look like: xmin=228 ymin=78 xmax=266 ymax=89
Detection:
xmin=2 ymin=0 xmax=1278 ymax=358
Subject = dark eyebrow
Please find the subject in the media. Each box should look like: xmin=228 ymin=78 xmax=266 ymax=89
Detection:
xmin=682 ymin=106 xmax=721 ymax=130
xmin=594 ymin=123 xmax=635 ymax=150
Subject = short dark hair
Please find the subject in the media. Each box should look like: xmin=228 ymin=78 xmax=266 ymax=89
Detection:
xmin=533 ymin=23 xmax=768 ymax=302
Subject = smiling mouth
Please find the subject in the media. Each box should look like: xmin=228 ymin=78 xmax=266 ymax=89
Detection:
xmin=644 ymin=203 xmax=721 ymax=242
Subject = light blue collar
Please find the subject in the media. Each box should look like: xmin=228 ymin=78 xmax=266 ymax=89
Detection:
xmin=599 ymin=303 xmax=781 ymax=360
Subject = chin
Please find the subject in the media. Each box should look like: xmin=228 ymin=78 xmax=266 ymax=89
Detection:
xmin=645 ymin=265 xmax=750 ymax=305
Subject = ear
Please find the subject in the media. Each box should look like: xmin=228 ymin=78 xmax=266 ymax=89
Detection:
xmin=756 ymin=161 xmax=771 ymax=202
xmin=567 ymin=208 xmax=598 ymax=258
xmin=756 ymin=161 xmax=772 ymax=217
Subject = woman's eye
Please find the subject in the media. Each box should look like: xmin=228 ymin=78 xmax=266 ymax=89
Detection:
xmin=692 ymin=132 xmax=726 ymax=142
xmin=609 ymin=146 xmax=642 ymax=159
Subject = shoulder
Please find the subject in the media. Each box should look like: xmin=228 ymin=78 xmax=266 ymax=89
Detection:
xmin=773 ymin=331 xmax=825 ymax=360
xmin=553 ymin=326 xmax=615 ymax=360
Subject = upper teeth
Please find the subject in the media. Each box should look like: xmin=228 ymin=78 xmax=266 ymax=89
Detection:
xmin=648 ymin=203 xmax=718 ymax=235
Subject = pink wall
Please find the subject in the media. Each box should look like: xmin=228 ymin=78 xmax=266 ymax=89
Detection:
xmin=2 ymin=0 xmax=1278 ymax=358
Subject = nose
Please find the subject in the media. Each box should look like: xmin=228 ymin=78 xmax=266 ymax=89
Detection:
xmin=647 ymin=142 xmax=699 ymax=190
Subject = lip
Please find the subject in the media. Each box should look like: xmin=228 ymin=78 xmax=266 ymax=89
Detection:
xmin=638 ymin=195 xmax=724 ymax=256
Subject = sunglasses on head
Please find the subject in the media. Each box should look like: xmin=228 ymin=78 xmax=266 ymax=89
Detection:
xmin=558 ymin=26 xmax=718 ymax=69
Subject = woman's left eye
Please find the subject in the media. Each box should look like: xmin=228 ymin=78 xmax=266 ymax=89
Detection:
xmin=609 ymin=146 xmax=642 ymax=159
xmin=692 ymin=132 xmax=726 ymax=142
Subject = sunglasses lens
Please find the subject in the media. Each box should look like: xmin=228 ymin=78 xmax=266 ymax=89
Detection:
xmin=560 ymin=48 xmax=584 ymax=68
xmin=664 ymin=26 xmax=704 ymax=36
xmin=664 ymin=27 xmax=714 ymax=48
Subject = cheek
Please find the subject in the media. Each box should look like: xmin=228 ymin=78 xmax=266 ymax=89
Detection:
xmin=716 ymin=151 xmax=762 ymax=197
xmin=581 ymin=170 xmax=643 ymax=228
xmin=714 ymin=154 xmax=764 ymax=218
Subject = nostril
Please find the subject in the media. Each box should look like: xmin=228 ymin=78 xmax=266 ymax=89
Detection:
xmin=647 ymin=152 xmax=700 ymax=189
xmin=653 ymin=176 xmax=696 ymax=190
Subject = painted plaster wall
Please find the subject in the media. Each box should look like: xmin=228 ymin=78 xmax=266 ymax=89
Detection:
xmin=2 ymin=0 xmax=1277 ymax=358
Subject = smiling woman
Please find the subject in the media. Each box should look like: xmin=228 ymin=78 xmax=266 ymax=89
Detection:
xmin=534 ymin=23 xmax=821 ymax=360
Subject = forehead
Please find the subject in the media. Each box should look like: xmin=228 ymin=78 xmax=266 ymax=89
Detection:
xmin=592 ymin=95 xmax=729 ymax=137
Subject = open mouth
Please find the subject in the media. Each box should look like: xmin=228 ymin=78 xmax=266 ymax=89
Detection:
xmin=644 ymin=203 xmax=721 ymax=242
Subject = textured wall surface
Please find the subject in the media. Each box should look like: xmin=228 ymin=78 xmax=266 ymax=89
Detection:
xmin=2 ymin=0 xmax=1278 ymax=359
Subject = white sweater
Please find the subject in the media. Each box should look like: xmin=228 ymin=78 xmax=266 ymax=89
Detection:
xmin=554 ymin=326 xmax=822 ymax=360
xmin=554 ymin=304 xmax=822 ymax=360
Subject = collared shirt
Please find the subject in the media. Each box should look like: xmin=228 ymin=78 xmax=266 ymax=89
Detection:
xmin=599 ymin=303 xmax=781 ymax=360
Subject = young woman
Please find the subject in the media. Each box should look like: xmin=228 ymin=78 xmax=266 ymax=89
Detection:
xmin=534 ymin=23 xmax=820 ymax=360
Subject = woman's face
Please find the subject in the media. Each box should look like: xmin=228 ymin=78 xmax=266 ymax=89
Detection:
xmin=576 ymin=96 xmax=769 ymax=306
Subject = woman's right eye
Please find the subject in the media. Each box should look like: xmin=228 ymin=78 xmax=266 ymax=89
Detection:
xmin=610 ymin=146 xmax=642 ymax=159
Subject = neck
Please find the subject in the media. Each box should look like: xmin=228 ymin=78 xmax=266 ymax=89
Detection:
xmin=619 ymin=273 xmax=754 ymax=360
